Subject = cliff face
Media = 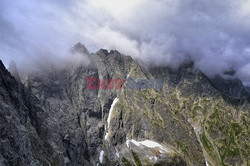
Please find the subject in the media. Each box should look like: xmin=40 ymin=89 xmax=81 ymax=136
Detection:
xmin=0 ymin=60 xmax=32 ymax=165
xmin=0 ymin=43 xmax=249 ymax=166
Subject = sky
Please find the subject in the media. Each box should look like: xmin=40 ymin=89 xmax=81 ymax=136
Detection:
xmin=0 ymin=0 xmax=250 ymax=83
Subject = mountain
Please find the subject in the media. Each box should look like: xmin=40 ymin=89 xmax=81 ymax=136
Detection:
xmin=0 ymin=43 xmax=249 ymax=166
xmin=245 ymin=86 xmax=250 ymax=93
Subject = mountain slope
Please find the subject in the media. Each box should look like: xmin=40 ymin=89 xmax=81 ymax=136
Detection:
xmin=0 ymin=43 xmax=249 ymax=166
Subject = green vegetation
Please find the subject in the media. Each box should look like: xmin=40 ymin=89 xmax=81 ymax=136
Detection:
xmin=176 ymin=141 xmax=188 ymax=155
xmin=122 ymin=157 xmax=133 ymax=166
xmin=131 ymin=151 xmax=142 ymax=166
xmin=231 ymin=122 xmax=242 ymax=137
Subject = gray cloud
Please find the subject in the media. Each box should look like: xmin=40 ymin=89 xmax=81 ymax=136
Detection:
xmin=0 ymin=0 xmax=250 ymax=82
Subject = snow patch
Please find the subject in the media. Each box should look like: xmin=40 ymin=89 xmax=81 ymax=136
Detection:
xmin=115 ymin=148 xmax=120 ymax=158
xmin=148 ymin=155 xmax=158 ymax=161
xmin=126 ymin=139 xmax=140 ymax=147
xmin=115 ymin=152 xmax=120 ymax=158
xmin=105 ymin=98 xmax=119 ymax=140
xmin=126 ymin=140 xmax=130 ymax=148
xmin=140 ymin=140 xmax=164 ymax=149
xmin=130 ymin=139 xmax=140 ymax=146
xmin=126 ymin=139 xmax=170 ymax=153
xmin=99 ymin=150 xmax=104 ymax=163
xmin=126 ymin=72 xmax=131 ymax=79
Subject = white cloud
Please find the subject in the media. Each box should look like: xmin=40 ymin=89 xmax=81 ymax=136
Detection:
xmin=1 ymin=0 xmax=250 ymax=82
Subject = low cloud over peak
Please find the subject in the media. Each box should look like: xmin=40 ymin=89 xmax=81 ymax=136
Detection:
xmin=1 ymin=0 xmax=250 ymax=83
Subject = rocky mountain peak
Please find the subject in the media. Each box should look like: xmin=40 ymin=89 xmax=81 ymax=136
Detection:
xmin=209 ymin=75 xmax=250 ymax=100
xmin=96 ymin=48 xmax=109 ymax=56
xmin=0 ymin=60 xmax=5 ymax=71
xmin=71 ymin=42 xmax=90 ymax=55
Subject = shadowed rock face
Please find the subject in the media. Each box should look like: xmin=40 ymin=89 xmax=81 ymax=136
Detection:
xmin=8 ymin=61 xmax=21 ymax=82
xmin=0 ymin=43 xmax=249 ymax=166
xmin=0 ymin=60 xmax=32 ymax=166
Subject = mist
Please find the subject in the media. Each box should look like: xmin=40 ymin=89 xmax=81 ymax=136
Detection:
xmin=0 ymin=0 xmax=250 ymax=83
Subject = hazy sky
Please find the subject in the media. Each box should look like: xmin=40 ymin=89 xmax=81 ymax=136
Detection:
xmin=1 ymin=0 xmax=250 ymax=82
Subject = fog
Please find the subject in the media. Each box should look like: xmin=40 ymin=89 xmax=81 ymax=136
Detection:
xmin=0 ymin=0 xmax=250 ymax=82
